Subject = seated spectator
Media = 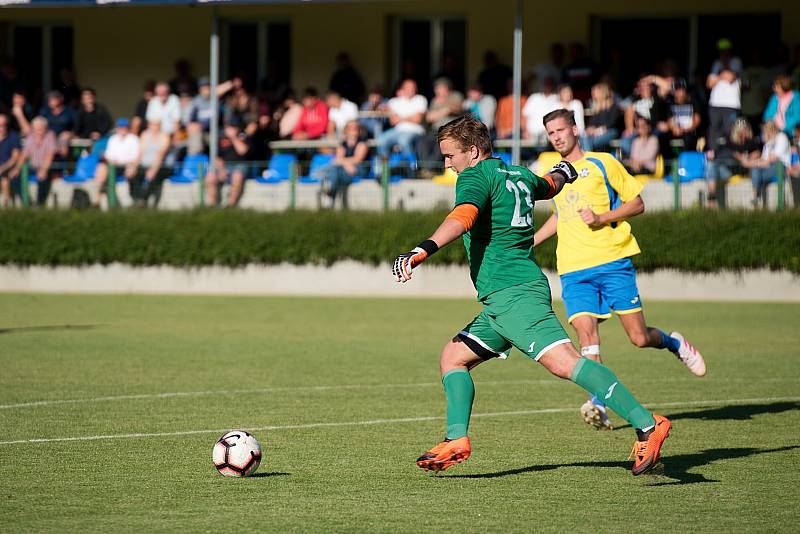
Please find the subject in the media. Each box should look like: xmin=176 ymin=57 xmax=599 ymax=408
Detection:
xmin=557 ymin=84 xmax=584 ymax=135
xmin=14 ymin=116 xmax=58 ymax=206
xmin=621 ymin=77 xmax=669 ymax=156
xmin=75 ymin=88 xmax=113 ymax=141
xmin=744 ymin=120 xmax=791 ymax=208
xmin=705 ymin=118 xmax=760 ymax=208
xmin=582 ymin=82 xmax=620 ymax=151
xmin=178 ymin=88 xmax=194 ymax=129
xmin=146 ymin=82 xmax=181 ymax=136
xmin=276 ymin=91 xmax=303 ymax=139
xmin=320 ymin=120 xmax=368 ymax=209
xmin=522 ymin=76 xmax=559 ymax=145
xmin=788 ymin=124 xmax=800 ymax=208
xmin=132 ymin=120 xmax=171 ymax=207
xmin=132 ymin=79 xmax=156 ymax=135
xmin=762 ymin=75 xmax=800 ymax=137
xmin=417 ymin=78 xmax=463 ymax=174
xmin=9 ymin=91 xmax=32 ymax=136
xmin=206 ymin=117 xmax=251 ymax=207
xmin=326 ymin=90 xmax=359 ymax=139
xmin=39 ymin=91 xmax=74 ymax=158
xmin=189 ymin=77 xmax=215 ymax=132
xmin=292 ymin=87 xmax=329 ymax=140
xmin=494 ymin=79 xmax=527 ymax=140
xmin=624 ymin=117 xmax=659 ymax=174
xmin=359 ymin=86 xmax=389 ymax=138
xmin=248 ymin=111 xmax=276 ymax=163
xmin=224 ymin=85 xmax=258 ymax=133
xmin=463 ymin=83 xmax=495 ymax=131
xmin=94 ymin=118 xmax=140 ymax=207
xmin=0 ymin=114 xmax=21 ymax=207
xmin=376 ymin=79 xmax=427 ymax=161
xmin=666 ymin=78 xmax=701 ymax=152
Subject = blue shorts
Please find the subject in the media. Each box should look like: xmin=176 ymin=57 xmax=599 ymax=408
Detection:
xmin=560 ymin=258 xmax=642 ymax=323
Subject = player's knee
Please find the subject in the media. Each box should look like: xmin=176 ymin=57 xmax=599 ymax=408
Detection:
xmin=439 ymin=340 xmax=473 ymax=374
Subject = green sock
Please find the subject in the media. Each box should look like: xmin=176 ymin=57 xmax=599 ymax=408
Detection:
xmin=442 ymin=368 xmax=475 ymax=439
xmin=571 ymin=357 xmax=655 ymax=430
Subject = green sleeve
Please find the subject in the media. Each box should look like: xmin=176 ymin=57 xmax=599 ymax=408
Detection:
xmin=522 ymin=166 xmax=553 ymax=201
xmin=454 ymin=167 xmax=490 ymax=211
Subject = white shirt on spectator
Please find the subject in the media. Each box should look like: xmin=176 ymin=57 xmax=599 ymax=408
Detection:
xmin=388 ymin=95 xmax=428 ymax=135
xmin=329 ymin=99 xmax=359 ymax=137
xmin=763 ymin=131 xmax=791 ymax=168
xmin=562 ymin=98 xmax=585 ymax=135
xmin=146 ymin=94 xmax=182 ymax=134
xmin=523 ymin=92 xmax=560 ymax=138
xmin=710 ymin=58 xmax=742 ymax=109
xmin=104 ymin=132 xmax=140 ymax=165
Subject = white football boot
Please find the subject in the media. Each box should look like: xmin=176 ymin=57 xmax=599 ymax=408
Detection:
xmin=580 ymin=399 xmax=614 ymax=430
xmin=670 ymin=331 xmax=707 ymax=377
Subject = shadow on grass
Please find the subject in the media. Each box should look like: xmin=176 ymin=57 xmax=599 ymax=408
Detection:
xmin=445 ymin=445 xmax=798 ymax=485
xmin=0 ymin=324 xmax=100 ymax=335
xmin=615 ymin=401 xmax=800 ymax=430
xmin=250 ymin=472 xmax=290 ymax=478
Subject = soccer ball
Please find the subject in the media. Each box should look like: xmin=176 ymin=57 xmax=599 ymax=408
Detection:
xmin=212 ymin=430 xmax=262 ymax=477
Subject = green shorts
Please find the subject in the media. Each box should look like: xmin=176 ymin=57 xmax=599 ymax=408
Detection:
xmin=458 ymin=278 xmax=571 ymax=361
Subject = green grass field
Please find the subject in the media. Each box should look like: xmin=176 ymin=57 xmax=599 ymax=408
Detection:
xmin=1 ymin=294 xmax=798 ymax=532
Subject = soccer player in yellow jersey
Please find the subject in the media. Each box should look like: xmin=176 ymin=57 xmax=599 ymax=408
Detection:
xmin=534 ymin=109 xmax=706 ymax=430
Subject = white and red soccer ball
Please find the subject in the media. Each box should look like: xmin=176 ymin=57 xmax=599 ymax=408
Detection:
xmin=212 ymin=430 xmax=262 ymax=477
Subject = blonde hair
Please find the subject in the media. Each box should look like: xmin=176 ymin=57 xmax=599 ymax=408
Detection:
xmin=590 ymin=82 xmax=613 ymax=112
xmin=730 ymin=119 xmax=752 ymax=145
xmin=761 ymin=120 xmax=780 ymax=142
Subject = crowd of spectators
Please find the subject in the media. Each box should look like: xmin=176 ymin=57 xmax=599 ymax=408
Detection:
xmin=1 ymin=41 xmax=800 ymax=210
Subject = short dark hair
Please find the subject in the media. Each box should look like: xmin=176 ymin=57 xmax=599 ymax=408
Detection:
xmin=543 ymin=108 xmax=576 ymax=128
xmin=437 ymin=115 xmax=493 ymax=156
xmin=303 ymin=87 xmax=318 ymax=98
xmin=82 ymin=87 xmax=96 ymax=97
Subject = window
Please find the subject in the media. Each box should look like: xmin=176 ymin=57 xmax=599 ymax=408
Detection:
xmin=6 ymin=23 xmax=73 ymax=109
xmin=223 ymin=20 xmax=291 ymax=97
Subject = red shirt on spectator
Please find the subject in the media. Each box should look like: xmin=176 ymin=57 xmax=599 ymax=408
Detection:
xmin=293 ymin=100 xmax=329 ymax=140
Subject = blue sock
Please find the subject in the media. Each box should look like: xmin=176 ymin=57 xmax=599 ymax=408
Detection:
xmin=590 ymin=394 xmax=606 ymax=409
xmin=656 ymin=329 xmax=681 ymax=353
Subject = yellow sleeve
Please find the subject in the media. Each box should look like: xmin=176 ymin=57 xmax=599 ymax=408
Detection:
xmin=604 ymin=154 xmax=644 ymax=202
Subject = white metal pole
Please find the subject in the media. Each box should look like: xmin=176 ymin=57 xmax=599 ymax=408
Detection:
xmin=210 ymin=10 xmax=220 ymax=167
xmin=512 ymin=0 xmax=523 ymax=165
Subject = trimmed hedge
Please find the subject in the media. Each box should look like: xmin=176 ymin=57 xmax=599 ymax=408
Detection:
xmin=0 ymin=209 xmax=798 ymax=273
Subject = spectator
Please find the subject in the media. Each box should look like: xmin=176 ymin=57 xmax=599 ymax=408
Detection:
xmin=189 ymin=77 xmax=216 ymax=132
xmin=320 ymin=120 xmax=369 ymax=209
xmin=417 ymin=78 xmax=463 ymax=174
xmin=39 ymin=90 xmax=75 ymax=157
xmin=376 ymin=79 xmax=427 ymax=161
xmin=14 ymin=116 xmax=58 ymax=206
xmin=706 ymin=38 xmax=742 ymax=151
xmin=178 ymin=88 xmax=194 ymax=129
xmin=0 ymin=114 xmax=21 ymax=207
xmin=132 ymin=120 xmax=170 ymax=207
xmin=463 ymin=83 xmax=496 ymax=131
xmin=562 ymin=42 xmax=599 ymax=102
xmin=533 ymin=43 xmax=565 ymax=92
xmin=621 ymin=77 xmax=669 ymax=157
xmin=740 ymin=49 xmax=773 ymax=129
xmin=248 ymin=111 xmax=275 ymax=163
xmin=666 ymin=78 xmax=702 ymax=151
xmin=94 ymin=118 xmax=140 ymax=207
xmin=75 ymin=88 xmax=113 ymax=140
xmin=522 ymin=76 xmax=559 ymax=145
xmin=9 ymin=90 xmax=32 ymax=136
xmin=329 ymin=53 xmax=366 ymax=105
xmin=744 ymin=120 xmax=791 ymax=208
xmin=582 ymin=82 xmax=620 ymax=151
xmin=433 ymin=54 xmax=465 ymax=95
xmin=206 ymin=117 xmax=251 ymax=207
xmin=478 ymin=51 xmax=512 ymax=101
xmin=132 ymin=79 xmax=156 ymax=135
xmin=557 ymin=84 xmax=584 ymax=135
xmin=169 ymin=59 xmax=198 ymax=96
xmin=788 ymin=124 xmax=800 ymax=208
xmin=494 ymin=79 xmax=527 ymax=140
xmin=276 ymin=91 xmax=303 ymax=139
xmin=146 ymin=82 xmax=181 ymax=136
xmin=292 ymin=87 xmax=328 ymax=140
xmin=224 ymin=85 xmax=258 ymax=133
xmin=762 ymin=75 xmax=800 ymax=137
xmin=624 ymin=116 xmax=659 ymax=174
xmin=359 ymin=86 xmax=389 ymax=139
xmin=705 ymin=118 xmax=760 ymax=209
xmin=55 ymin=67 xmax=81 ymax=109
xmin=325 ymin=90 xmax=359 ymax=139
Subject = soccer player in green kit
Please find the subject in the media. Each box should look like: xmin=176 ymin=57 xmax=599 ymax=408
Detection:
xmin=392 ymin=115 xmax=670 ymax=475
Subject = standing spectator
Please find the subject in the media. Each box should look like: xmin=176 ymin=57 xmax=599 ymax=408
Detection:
xmin=39 ymin=91 xmax=75 ymax=157
xmin=169 ymin=59 xmax=198 ymax=96
xmin=562 ymin=42 xmax=599 ymax=102
xmin=558 ymin=84 xmax=584 ymax=135
xmin=206 ymin=117 xmax=251 ymax=208
xmin=276 ymin=91 xmax=303 ymax=139
xmin=292 ymin=88 xmax=329 ymax=140
xmin=666 ymin=79 xmax=702 ymax=151
xmin=417 ymin=78 xmax=463 ymax=174
xmin=744 ymin=120 xmax=791 ymax=208
xmin=359 ymin=86 xmax=389 ymax=139
xmin=320 ymin=120 xmax=369 ymax=209
xmin=376 ymin=79 xmax=427 ymax=161
xmin=533 ymin=43 xmax=565 ymax=92
xmin=146 ymin=82 xmax=181 ymax=136
xmin=74 ymin=88 xmax=113 ymax=141
xmin=132 ymin=80 xmax=156 ymax=135
xmin=9 ymin=91 xmax=32 ymax=136
xmin=494 ymin=79 xmax=527 ymax=140
xmin=582 ymin=82 xmax=620 ymax=151
xmin=478 ymin=50 xmax=512 ymax=101
xmin=14 ymin=116 xmax=58 ymax=206
xmin=329 ymin=53 xmax=366 ymax=105
xmin=0 ymin=114 xmax=21 ymax=207
xmin=624 ymin=116 xmax=659 ymax=174
xmin=325 ymin=90 xmax=359 ymax=139
xmin=132 ymin=121 xmax=170 ymax=207
xmin=706 ymin=38 xmax=742 ymax=152
xmin=94 ymin=118 xmax=140 ymax=207
xmin=54 ymin=67 xmax=81 ymax=109
xmin=762 ymin=75 xmax=800 ymax=137
xmin=705 ymin=118 xmax=760 ymax=209
xmin=621 ymin=77 xmax=669 ymax=157
xmin=522 ymin=76 xmax=560 ymax=145
xmin=463 ymin=83 xmax=496 ymax=131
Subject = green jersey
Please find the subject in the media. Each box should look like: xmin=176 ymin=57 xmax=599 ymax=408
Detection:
xmin=455 ymin=157 xmax=553 ymax=300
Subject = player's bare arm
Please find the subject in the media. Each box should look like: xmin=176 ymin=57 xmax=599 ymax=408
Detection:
xmin=534 ymin=212 xmax=558 ymax=246
xmin=579 ymin=195 xmax=644 ymax=227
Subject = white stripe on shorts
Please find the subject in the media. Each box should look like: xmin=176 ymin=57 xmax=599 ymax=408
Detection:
xmin=534 ymin=338 xmax=573 ymax=361
xmin=458 ymin=330 xmax=510 ymax=360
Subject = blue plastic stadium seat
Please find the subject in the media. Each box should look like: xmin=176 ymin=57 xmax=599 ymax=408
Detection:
xmin=256 ymin=153 xmax=297 ymax=184
xmin=63 ymin=153 xmax=100 ymax=184
xmin=667 ymin=151 xmax=705 ymax=183
xmin=299 ymin=153 xmax=335 ymax=184
xmin=169 ymin=154 xmax=209 ymax=184
xmin=389 ymin=152 xmax=416 ymax=182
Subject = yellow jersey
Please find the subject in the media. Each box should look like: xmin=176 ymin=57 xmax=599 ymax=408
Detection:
xmin=551 ymin=152 xmax=643 ymax=275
